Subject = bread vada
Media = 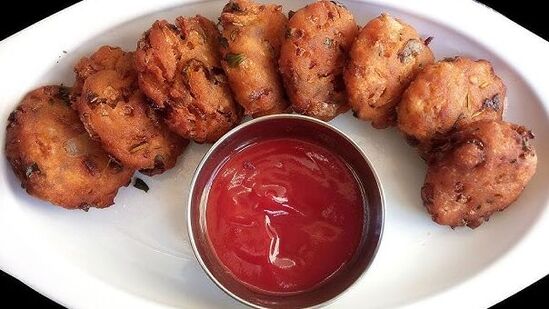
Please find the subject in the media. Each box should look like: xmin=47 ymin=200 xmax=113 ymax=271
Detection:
xmin=5 ymin=86 xmax=134 ymax=210
xmin=397 ymin=57 xmax=505 ymax=154
xmin=421 ymin=120 xmax=537 ymax=228
xmin=74 ymin=46 xmax=188 ymax=175
xmin=219 ymin=0 xmax=289 ymax=117
xmin=135 ymin=16 xmax=242 ymax=143
xmin=344 ymin=13 xmax=434 ymax=128
xmin=279 ymin=0 xmax=358 ymax=121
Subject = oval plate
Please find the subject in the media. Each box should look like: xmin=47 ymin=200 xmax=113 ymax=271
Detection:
xmin=0 ymin=0 xmax=548 ymax=308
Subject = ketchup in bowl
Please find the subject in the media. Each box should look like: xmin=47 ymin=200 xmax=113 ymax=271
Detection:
xmin=206 ymin=137 xmax=364 ymax=294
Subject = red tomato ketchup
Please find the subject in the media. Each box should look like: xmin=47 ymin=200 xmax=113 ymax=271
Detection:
xmin=206 ymin=138 xmax=364 ymax=294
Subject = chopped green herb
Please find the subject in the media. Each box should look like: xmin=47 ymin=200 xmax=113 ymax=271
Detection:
xmin=226 ymin=53 xmax=246 ymax=67
xmin=134 ymin=178 xmax=149 ymax=193
xmin=324 ymin=37 xmax=334 ymax=47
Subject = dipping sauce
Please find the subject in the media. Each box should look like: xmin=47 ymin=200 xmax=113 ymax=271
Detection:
xmin=206 ymin=137 xmax=364 ymax=294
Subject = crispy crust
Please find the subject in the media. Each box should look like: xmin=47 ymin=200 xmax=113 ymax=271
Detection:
xmin=135 ymin=16 xmax=242 ymax=143
xmin=421 ymin=120 xmax=537 ymax=228
xmin=279 ymin=0 xmax=358 ymax=121
xmin=397 ymin=57 xmax=506 ymax=154
xmin=344 ymin=14 xmax=434 ymax=128
xmin=219 ymin=0 xmax=289 ymax=117
xmin=5 ymin=86 xmax=134 ymax=209
xmin=73 ymin=46 xmax=188 ymax=175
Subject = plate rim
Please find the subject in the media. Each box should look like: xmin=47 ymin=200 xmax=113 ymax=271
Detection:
xmin=0 ymin=0 xmax=548 ymax=308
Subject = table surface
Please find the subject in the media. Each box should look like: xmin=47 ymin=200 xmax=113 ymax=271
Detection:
xmin=0 ymin=0 xmax=547 ymax=308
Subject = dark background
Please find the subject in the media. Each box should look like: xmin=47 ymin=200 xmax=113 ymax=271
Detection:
xmin=0 ymin=0 xmax=546 ymax=308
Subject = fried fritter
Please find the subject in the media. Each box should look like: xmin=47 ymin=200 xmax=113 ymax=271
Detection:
xmin=72 ymin=45 xmax=132 ymax=103
xmin=397 ymin=57 xmax=506 ymax=154
xmin=135 ymin=16 xmax=242 ymax=143
xmin=73 ymin=46 xmax=188 ymax=175
xmin=5 ymin=86 xmax=134 ymax=210
xmin=344 ymin=13 xmax=434 ymax=128
xmin=279 ymin=0 xmax=358 ymax=121
xmin=219 ymin=0 xmax=289 ymax=117
xmin=421 ymin=120 xmax=537 ymax=228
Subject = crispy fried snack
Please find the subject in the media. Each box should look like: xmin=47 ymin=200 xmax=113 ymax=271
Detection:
xmin=73 ymin=46 xmax=188 ymax=175
xmin=5 ymin=86 xmax=134 ymax=210
xmin=397 ymin=57 xmax=506 ymax=154
xmin=421 ymin=120 xmax=537 ymax=228
xmin=344 ymin=14 xmax=434 ymax=128
xmin=219 ymin=0 xmax=289 ymax=117
xmin=279 ymin=0 xmax=358 ymax=121
xmin=72 ymin=45 xmax=131 ymax=102
xmin=135 ymin=16 xmax=242 ymax=143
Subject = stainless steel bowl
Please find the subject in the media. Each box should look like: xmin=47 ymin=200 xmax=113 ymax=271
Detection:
xmin=187 ymin=114 xmax=384 ymax=308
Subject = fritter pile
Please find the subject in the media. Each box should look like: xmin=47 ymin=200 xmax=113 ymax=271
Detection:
xmin=3 ymin=0 xmax=539 ymax=228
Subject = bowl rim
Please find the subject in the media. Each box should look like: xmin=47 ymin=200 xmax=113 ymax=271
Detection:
xmin=187 ymin=114 xmax=386 ymax=308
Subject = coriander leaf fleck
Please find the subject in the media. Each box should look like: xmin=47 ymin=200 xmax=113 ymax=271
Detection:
xmin=226 ymin=53 xmax=246 ymax=67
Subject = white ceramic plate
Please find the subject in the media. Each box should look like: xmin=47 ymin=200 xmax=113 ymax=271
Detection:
xmin=0 ymin=0 xmax=548 ymax=308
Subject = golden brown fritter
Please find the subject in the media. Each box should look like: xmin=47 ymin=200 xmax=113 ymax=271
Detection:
xmin=135 ymin=16 xmax=242 ymax=143
xmin=219 ymin=0 xmax=289 ymax=117
xmin=73 ymin=46 xmax=188 ymax=176
xmin=5 ymin=86 xmax=134 ymax=210
xmin=344 ymin=13 xmax=434 ymax=128
xmin=279 ymin=0 xmax=358 ymax=121
xmin=421 ymin=120 xmax=537 ymax=228
xmin=72 ymin=45 xmax=133 ymax=102
xmin=397 ymin=57 xmax=506 ymax=154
